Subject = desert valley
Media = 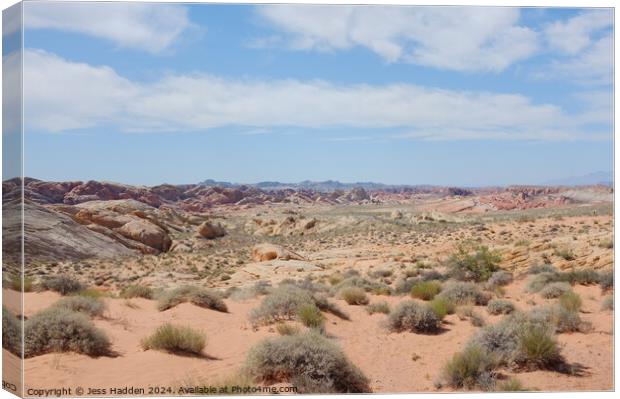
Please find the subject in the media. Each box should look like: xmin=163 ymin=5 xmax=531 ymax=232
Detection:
xmin=1 ymin=178 xmax=614 ymax=394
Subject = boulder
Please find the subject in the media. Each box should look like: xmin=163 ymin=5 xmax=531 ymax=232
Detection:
xmin=197 ymin=221 xmax=226 ymax=239
xmin=116 ymin=219 xmax=172 ymax=252
xmin=251 ymin=243 xmax=305 ymax=262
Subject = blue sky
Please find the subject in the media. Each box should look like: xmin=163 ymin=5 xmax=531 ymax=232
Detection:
xmin=3 ymin=2 xmax=614 ymax=186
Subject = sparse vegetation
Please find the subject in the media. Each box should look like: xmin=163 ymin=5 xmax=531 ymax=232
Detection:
xmin=40 ymin=275 xmax=84 ymax=295
xmin=296 ymin=303 xmax=325 ymax=329
xmin=157 ymin=286 xmax=227 ymax=312
xmin=539 ymin=282 xmax=571 ymax=299
xmin=366 ymin=301 xmax=390 ymax=315
xmin=558 ymin=291 xmax=582 ymax=312
xmin=245 ymin=332 xmax=371 ymax=393
xmin=429 ymin=297 xmax=455 ymax=320
xmin=487 ymin=299 xmax=515 ymax=315
xmin=497 ymin=377 xmax=526 ymax=392
xmin=120 ymin=285 xmax=153 ymax=299
xmin=2 ymin=307 xmax=21 ymax=355
xmin=275 ymin=322 xmax=300 ymax=336
xmin=601 ymin=295 xmax=613 ymax=311
xmin=410 ymin=280 xmax=441 ymax=300
xmin=339 ymin=287 xmax=369 ymax=305
xmin=442 ymin=344 xmax=497 ymax=390
xmin=486 ymin=271 xmax=513 ymax=288
xmin=598 ymin=271 xmax=613 ymax=292
xmin=437 ymin=281 xmax=489 ymax=306
xmin=141 ymin=324 xmax=206 ymax=355
xmin=24 ymin=308 xmax=110 ymax=358
xmin=447 ymin=244 xmax=501 ymax=282
xmin=388 ymin=300 xmax=441 ymax=333
xmin=52 ymin=296 xmax=106 ymax=317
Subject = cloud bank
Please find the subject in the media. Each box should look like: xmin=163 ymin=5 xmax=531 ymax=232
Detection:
xmin=23 ymin=49 xmax=610 ymax=141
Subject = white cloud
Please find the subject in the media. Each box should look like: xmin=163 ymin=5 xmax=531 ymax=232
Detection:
xmin=548 ymin=34 xmax=613 ymax=86
xmin=545 ymin=9 xmax=612 ymax=55
xmin=23 ymin=2 xmax=191 ymax=53
xmin=23 ymin=49 xmax=609 ymax=142
xmin=254 ymin=5 xmax=539 ymax=72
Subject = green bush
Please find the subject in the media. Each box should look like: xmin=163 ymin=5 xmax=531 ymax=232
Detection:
xmin=24 ymin=308 xmax=110 ymax=358
xmin=52 ymin=296 xmax=106 ymax=317
xmin=40 ymin=275 xmax=84 ymax=295
xmin=447 ymin=245 xmax=501 ymax=282
xmin=528 ymin=305 xmax=588 ymax=333
xmin=339 ymin=287 xmax=369 ymax=305
xmin=312 ymin=294 xmax=350 ymax=320
xmin=558 ymin=291 xmax=582 ymax=312
xmin=296 ymin=303 xmax=325 ymax=329
xmin=554 ymin=248 xmax=576 ymax=261
xmin=437 ymin=282 xmax=489 ymax=306
xmin=5 ymin=274 xmax=34 ymax=292
xmin=442 ymin=344 xmax=497 ymax=390
xmin=487 ymin=299 xmax=515 ymax=315
xmin=410 ymin=281 xmax=441 ymax=300
xmin=561 ymin=269 xmax=600 ymax=285
xmin=2 ymin=307 xmax=21 ymax=355
xmin=245 ymin=332 xmax=371 ymax=393
xmin=393 ymin=277 xmax=419 ymax=295
xmin=141 ymin=323 xmax=206 ymax=355
xmin=518 ymin=323 xmax=561 ymax=368
xmin=539 ymin=282 xmax=571 ymax=299
xmin=366 ymin=301 xmax=390 ymax=315
xmin=120 ymin=285 xmax=153 ymax=299
xmin=429 ymin=297 xmax=455 ymax=320
xmin=157 ymin=286 xmax=227 ymax=312
xmin=601 ymin=295 xmax=613 ymax=311
xmin=388 ymin=300 xmax=441 ymax=333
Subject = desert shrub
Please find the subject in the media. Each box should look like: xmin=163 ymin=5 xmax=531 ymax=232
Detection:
xmin=245 ymin=332 xmax=371 ymax=393
xmin=487 ymin=299 xmax=515 ymax=315
xmin=601 ymin=295 xmax=613 ymax=310
xmin=339 ymin=287 xmax=369 ymax=305
xmin=554 ymin=248 xmax=575 ymax=261
xmin=2 ymin=307 xmax=21 ymax=355
xmin=393 ymin=277 xmax=420 ymax=295
xmin=228 ymin=281 xmax=273 ymax=301
xmin=561 ymin=269 xmax=600 ymax=285
xmin=5 ymin=274 xmax=34 ymax=292
xmin=334 ymin=276 xmax=378 ymax=293
xmin=328 ymin=273 xmax=344 ymax=286
xmin=388 ymin=300 xmax=441 ymax=333
xmin=371 ymin=285 xmax=392 ymax=296
xmin=457 ymin=306 xmax=485 ymax=326
xmin=539 ymin=282 xmax=571 ymax=299
xmin=437 ymin=282 xmax=489 ymax=306
xmin=518 ymin=323 xmax=561 ymax=368
xmin=410 ymin=281 xmax=441 ymax=300
xmin=24 ymin=308 xmax=110 ymax=358
xmin=275 ymin=322 xmax=300 ymax=336
xmin=528 ymin=264 xmax=557 ymax=275
xmin=486 ymin=271 xmax=513 ymax=288
xmin=76 ymin=288 xmax=109 ymax=298
xmin=598 ymin=271 xmax=613 ymax=292
xmin=528 ymin=305 xmax=588 ymax=333
xmin=447 ymin=245 xmax=501 ymax=282
xmin=442 ymin=344 xmax=497 ymax=390
xmin=369 ymin=268 xmax=393 ymax=278
xmin=558 ymin=291 xmax=582 ymax=312
xmin=526 ymin=272 xmax=560 ymax=293
xmin=598 ymin=239 xmax=613 ymax=249
xmin=52 ymin=296 xmax=106 ymax=317
xmin=429 ymin=297 xmax=455 ymax=320
xmin=420 ymin=269 xmax=445 ymax=281
xmin=250 ymin=285 xmax=313 ymax=324
xmin=296 ymin=303 xmax=325 ymax=329
xmin=120 ymin=285 xmax=153 ymax=299
xmin=141 ymin=323 xmax=206 ymax=355
xmin=157 ymin=286 xmax=227 ymax=312
xmin=497 ymin=377 xmax=526 ymax=392
xmin=40 ymin=275 xmax=84 ymax=295
xmin=366 ymin=301 xmax=390 ymax=315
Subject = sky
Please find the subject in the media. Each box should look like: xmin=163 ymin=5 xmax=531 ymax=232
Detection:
xmin=2 ymin=1 xmax=614 ymax=186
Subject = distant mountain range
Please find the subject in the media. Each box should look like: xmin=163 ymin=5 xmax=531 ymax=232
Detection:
xmin=542 ymin=171 xmax=613 ymax=187
xmin=199 ymin=179 xmax=431 ymax=192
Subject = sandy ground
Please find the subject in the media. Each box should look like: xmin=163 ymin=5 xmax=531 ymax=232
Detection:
xmin=4 ymin=277 xmax=613 ymax=395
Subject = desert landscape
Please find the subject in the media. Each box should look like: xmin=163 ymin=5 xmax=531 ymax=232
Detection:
xmin=1 ymin=178 xmax=614 ymax=395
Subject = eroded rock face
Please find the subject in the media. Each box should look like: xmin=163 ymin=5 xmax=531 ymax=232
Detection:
xmin=117 ymin=220 xmax=172 ymax=252
xmin=251 ymin=244 xmax=305 ymax=262
xmin=197 ymin=221 xmax=226 ymax=239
